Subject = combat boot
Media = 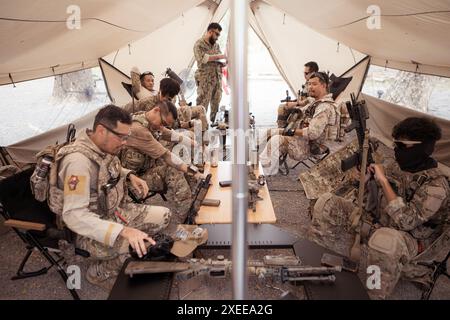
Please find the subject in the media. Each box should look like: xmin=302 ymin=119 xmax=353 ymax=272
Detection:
xmin=85 ymin=257 xmax=123 ymax=292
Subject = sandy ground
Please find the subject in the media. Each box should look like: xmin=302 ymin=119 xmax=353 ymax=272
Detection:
xmin=0 ymin=144 xmax=449 ymax=300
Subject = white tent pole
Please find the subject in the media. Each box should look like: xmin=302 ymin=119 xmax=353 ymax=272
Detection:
xmin=230 ymin=0 xmax=248 ymax=300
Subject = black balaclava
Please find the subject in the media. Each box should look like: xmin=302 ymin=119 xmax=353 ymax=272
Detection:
xmin=394 ymin=140 xmax=438 ymax=173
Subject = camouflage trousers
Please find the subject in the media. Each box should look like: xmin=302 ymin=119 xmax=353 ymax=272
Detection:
xmin=141 ymin=162 xmax=193 ymax=225
xmin=260 ymin=133 xmax=309 ymax=176
xmin=195 ymin=74 xmax=222 ymax=123
xmin=310 ymin=193 xmax=448 ymax=299
xmin=76 ymin=202 xmax=171 ymax=262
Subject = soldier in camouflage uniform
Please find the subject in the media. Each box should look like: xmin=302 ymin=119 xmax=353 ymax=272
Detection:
xmin=45 ymin=106 xmax=172 ymax=290
xmin=260 ymin=72 xmax=341 ymax=176
xmin=310 ymin=117 xmax=449 ymax=299
xmin=123 ymin=77 xmax=180 ymax=114
xmin=120 ymin=101 xmax=205 ymax=228
xmin=277 ymin=61 xmax=319 ymax=128
xmin=193 ymin=22 xmax=226 ymax=123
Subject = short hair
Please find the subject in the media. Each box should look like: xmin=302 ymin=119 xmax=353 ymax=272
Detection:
xmin=156 ymin=100 xmax=178 ymax=121
xmin=392 ymin=117 xmax=442 ymax=142
xmin=304 ymin=61 xmax=319 ymax=73
xmin=310 ymin=71 xmax=329 ymax=87
xmin=208 ymin=22 xmax=222 ymax=32
xmin=139 ymin=71 xmax=154 ymax=81
xmin=159 ymin=78 xmax=180 ymax=99
xmin=93 ymin=105 xmax=132 ymax=130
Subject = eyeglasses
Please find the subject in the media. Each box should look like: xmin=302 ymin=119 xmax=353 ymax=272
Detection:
xmin=393 ymin=139 xmax=423 ymax=149
xmin=159 ymin=112 xmax=171 ymax=128
xmin=100 ymin=123 xmax=131 ymax=141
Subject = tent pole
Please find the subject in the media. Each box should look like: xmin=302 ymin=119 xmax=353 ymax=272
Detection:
xmin=230 ymin=0 xmax=248 ymax=300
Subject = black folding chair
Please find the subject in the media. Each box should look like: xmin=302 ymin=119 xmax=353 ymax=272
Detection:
xmin=0 ymin=167 xmax=89 ymax=300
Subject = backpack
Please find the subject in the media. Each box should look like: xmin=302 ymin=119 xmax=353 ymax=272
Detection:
xmin=30 ymin=124 xmax=76 ymax=202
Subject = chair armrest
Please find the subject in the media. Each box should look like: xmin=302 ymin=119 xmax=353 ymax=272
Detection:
xmin=3 ymin=219 xmax=46 ymax=231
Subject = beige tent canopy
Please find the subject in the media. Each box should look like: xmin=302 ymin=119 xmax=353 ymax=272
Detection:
xmin=1 ymin=0 xmax=450 ymax=168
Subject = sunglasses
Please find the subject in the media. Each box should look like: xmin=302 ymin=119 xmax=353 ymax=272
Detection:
xmin=309 ymin=72 xmax=328 ymax=84
xmin=101 ymin=123 xmax=131 ymax=141
xmin=393 ymin=139 xmax=423 ymax=149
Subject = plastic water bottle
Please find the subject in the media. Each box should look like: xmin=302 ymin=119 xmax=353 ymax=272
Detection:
xmin=36 ymin=155 xmax=53 ymax=179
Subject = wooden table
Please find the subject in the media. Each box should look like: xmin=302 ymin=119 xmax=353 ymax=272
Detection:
xmin=195 ymin=161 xmax=277 ymax=224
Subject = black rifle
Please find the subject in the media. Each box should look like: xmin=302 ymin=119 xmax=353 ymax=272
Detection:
xmin=185 ymin=173 xmax=212 ymax=225
xmin=341 ymin=93 xmax=373 ymax=172
xmin=340 ymin=93 xmax=379 ymax=262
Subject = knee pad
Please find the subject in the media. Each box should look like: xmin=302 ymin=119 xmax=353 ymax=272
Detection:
xmin=368 ymin=228 xmax=405 ymax=256
xmin=313 ymin=192 xmax=334 ymax=218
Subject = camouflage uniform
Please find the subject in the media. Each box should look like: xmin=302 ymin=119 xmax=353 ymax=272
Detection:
xmin=121 ymin=113 xmax=193 ymax=224
xmin=260 ymin=94 xmax=339 ymax=176
xmin=311 ymin=161 xmax=450 ymax=299
xmin=48 ymin=130 xmax=171 ymax=277
xmin=123 ymin=95 xmax=159 ymax=114
xmin=193 ymin=38 xmax=223 ymax=122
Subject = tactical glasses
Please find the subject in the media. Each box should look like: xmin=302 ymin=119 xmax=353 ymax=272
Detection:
xmin=393 ymin=139 xmax=423 ymax=149
xmin=100 ymin=123 xmax=131 ymax=141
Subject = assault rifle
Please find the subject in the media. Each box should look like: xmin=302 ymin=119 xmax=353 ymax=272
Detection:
xmin=184 ymin=173 xmax=212 ymax=225
xmin=340 ymin=93 xmax=378 ymax=262
xmin=125 ymin=255 xmax=341 ymax=284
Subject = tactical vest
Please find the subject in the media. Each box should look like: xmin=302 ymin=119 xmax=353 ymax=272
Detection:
xmin=369 ymin=166 xmax=450 ymax=252
xmin=295 ymin=97 xmax=341 ymax=142
xmin=120 ymin=112 xmax=155 ymax=175
xmin=31 ymin=138 xmax=127 ymax=219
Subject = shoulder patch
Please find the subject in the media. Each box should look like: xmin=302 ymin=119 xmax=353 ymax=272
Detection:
xmin=64 ymin=175 xmax=86 ymax=195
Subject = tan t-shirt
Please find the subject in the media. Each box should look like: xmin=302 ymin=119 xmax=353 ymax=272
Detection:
xmin=126 ymin=121 xmax=169 ymax=159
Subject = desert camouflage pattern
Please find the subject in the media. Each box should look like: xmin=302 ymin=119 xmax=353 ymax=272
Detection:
xmin=310 ymin=162 xmax=450 ymax=299
xmin=260 ymin=94 xmax=340 ymax=175
xmin=299 ymin=139 xmax=359 ymax=199
xmin=141 ymin=161 xmax=193 ymax=225
xmin=77 ymin=202 xmax=171 ymax=260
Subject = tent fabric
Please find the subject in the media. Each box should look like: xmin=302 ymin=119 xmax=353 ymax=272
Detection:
xmin=250 ymin=0 xmax=365 ymax=94
xmin=267 ymin=0 xmax=450 ymax=78
xmin=99 ymin=58 xmax=132 ymax=107
xmin=102 ymin=2 xmax=216 ymax=87
xmin=4 ymin=109 xmax=97 ymax=163
xmin=0 ymin=0 xmax=204 ymax=85
xmin=364 ymin=93 xmax=450 ymax=168
xmin=336 ymin=56 xmax=371 ymax=104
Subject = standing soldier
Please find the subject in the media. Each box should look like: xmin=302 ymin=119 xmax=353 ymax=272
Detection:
xmin=193 ymin=22 xmax=227 ymax=123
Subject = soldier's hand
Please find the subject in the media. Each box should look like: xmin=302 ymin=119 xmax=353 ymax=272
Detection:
xmin=120 ymin=227 xmax=155 ymax=258
xmin=194 ymin=172 xmax=206 ymax=180
xmin=369 ymin=164 xmax=387 ymax=183
xmin=129 ymin=174 xmax=149 ymax=198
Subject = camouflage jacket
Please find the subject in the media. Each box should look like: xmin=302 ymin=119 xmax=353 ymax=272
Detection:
xmin=377 ymin=162 xmax=449 ymax=241
xmin=193 ymin=38 xmax=222 ymax=81
xmin=296 ymin=94 xmax=339 ymax=143
xmin=49 ymin=130 xmax=130 ymax=247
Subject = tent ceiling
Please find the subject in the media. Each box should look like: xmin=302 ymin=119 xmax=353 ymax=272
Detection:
xmin=266 ymin=0 xmax=450 ymax=77
xmin=0 ymin=0 xmax=204 ymax=85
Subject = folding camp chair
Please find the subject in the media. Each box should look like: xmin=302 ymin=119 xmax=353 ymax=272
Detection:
xmin=0 ymin=167 xmax=89 ymax=300
xmin=279 ymin=145 xmax=330 ymax=176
